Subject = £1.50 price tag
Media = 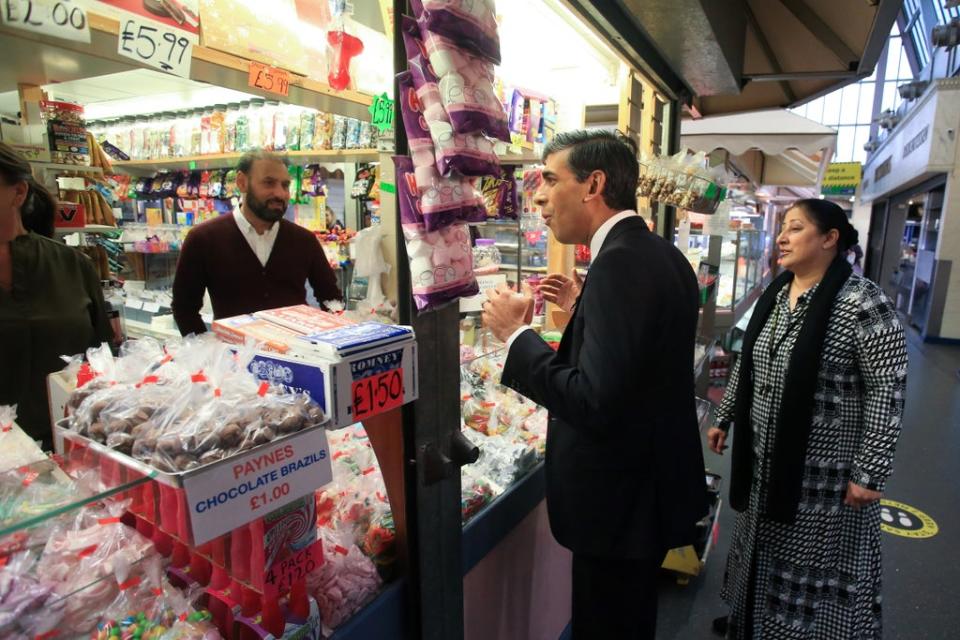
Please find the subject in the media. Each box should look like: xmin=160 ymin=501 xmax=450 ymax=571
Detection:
xmin=264 ymin=539 xmax=323 ymax=595
xmin=118 ymin=16 xmax=193 ymax=78
xmin=352 ymin=367 xmax=404 ymax=422
xmin=248 ymin=61 xmax=290 ymax=97
xmin=1 ymin=0 xmax=90 ymax=42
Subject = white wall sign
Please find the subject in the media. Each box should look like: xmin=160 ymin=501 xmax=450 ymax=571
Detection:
xmin=460 ymin=273 xmax=509 ymax=313
xmin=861 ymin=81 xmax=960 ymax=202
xmin=1 ymin=0 xmax=90 ymax=43
xmin=116 ymin=15 xmax=193 ymax=78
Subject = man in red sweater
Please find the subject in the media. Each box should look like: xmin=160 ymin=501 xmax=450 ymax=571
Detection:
xmin=172 ymin=150 xmax=341 ymax=335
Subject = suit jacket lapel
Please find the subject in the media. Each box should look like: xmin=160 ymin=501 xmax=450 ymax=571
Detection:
xmin=557 ymin=275 xmax=588 ymax=359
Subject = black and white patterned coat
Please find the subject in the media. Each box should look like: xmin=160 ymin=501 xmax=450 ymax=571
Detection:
xmin=716 ymin=273 xmax=908 ymax=640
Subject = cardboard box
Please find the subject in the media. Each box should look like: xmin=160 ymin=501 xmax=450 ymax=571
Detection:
xmin=248 ymin=340 xmax=418 ymax=429
xmin=55 ymin=202 xmax=86 ymax=229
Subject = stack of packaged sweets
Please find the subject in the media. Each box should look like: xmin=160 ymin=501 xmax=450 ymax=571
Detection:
xmin=394 ymin=0 xmax=516 ymax=311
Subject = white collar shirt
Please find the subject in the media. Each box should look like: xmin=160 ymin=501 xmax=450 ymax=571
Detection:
xmin=589 ymin=210 xmax=639 ymax=259
xmin=234 ymin=208 xmax=280 ymax=268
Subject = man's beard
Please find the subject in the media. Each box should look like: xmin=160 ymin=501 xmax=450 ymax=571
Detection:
xmin=245 ymin=190 xmax=286 ymax=223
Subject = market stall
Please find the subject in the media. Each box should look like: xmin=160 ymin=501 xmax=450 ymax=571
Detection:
xmin=680 ymin=108 xmax=837 ymax=331
xmin=1 ymin=0 xmax=749 ymax=637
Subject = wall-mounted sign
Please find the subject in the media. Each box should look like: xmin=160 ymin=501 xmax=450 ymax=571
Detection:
xmin=903 ymin=125 xmax=929 ymax=159
xmin=874 ymin=156 xmax=892 ymax=183
xmin=1 ymin=0 xmax=91 ymax=43
xmin=117 ymin=15 xmax=194 ymax=78
xmin=821 ymin=162 xmax=862 ymax=196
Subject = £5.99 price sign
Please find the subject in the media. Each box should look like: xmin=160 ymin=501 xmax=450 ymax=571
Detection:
xmin=1 ymin=0 xmax=90 ymax=42
xmin=248 ymin=61 xmax=290 ymax=98
xmin=118 ymin=15 xmax=193 ymax=78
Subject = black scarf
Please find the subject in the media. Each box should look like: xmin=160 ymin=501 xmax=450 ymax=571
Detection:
xmin=728 ymin=256 xmax=852 ymax=524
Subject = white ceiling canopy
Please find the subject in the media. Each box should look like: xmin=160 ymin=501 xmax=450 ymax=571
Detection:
xmin=681 ymin=109 xmax=837 ymax=187
xmin=681 ymin=109 xmax=838 ymax=156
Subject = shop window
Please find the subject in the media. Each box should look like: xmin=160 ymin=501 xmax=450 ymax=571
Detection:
xmin=935 ymin=0 xmax=960 ymax=23
xmin=852 ymin=126 xmax=870 ymax=164
xmin=857 ymin=83 xmax=876 ymax=122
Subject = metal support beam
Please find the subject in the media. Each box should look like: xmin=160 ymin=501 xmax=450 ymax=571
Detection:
xmin=779 ymin=0 xmax=859 ymax=66
xmin=744 ymin=2 xmax=797 ymax=103
xmin=659 ymin=100 xmax=681 ymax=240
xmin=858 ymin=0 xmax=902 ymax=75
xmin=744 ymin=70 xmax=863 ymax=81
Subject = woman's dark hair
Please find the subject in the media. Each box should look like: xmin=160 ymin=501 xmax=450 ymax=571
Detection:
xmin=789 ymin=198 xmax=859 ymax=253
xmin=542 ymin=129 xmax=639 ymax=211
xmin=0 ymin=142 xmax=57 ymax=237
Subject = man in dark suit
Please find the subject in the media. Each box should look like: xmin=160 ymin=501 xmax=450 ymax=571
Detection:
xmin=482 ymin=130 xmax=708 ymax=639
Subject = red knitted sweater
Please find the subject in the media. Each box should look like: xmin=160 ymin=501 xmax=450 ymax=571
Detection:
xmin=171 ymin=214 xmax=341 ymax=335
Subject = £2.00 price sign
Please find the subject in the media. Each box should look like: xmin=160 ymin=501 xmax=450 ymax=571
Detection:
xmin=1 ymin=0 xmax=90 ymax=42
xmin=352 ymin=368 xmax=403 ymax=422
xmin=118 ymin=16 xmax=193 ymax=78
xmin=248 ymin=61 xmax=290 ymax=98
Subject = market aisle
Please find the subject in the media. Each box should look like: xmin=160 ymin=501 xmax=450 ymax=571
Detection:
xmin=656 ymin=330 xmax=960 ymax=640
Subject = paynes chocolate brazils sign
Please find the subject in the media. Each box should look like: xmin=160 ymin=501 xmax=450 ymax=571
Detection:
xmin=182 ymin=426 xmax=332 ymax=544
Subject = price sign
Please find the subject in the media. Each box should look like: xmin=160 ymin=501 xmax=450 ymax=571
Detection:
xmin=248 ymin=61 xmax=290 ymax=97
xmin=117 ymin=16 xmax=193 ymax=78
xmin=264 ymin=540 xmax=323 ymax=596
xmin=1 ymin=0 xmax=90 ymax=43
xmin=351 ymin=367 xmax=404 ymax=422
xmin=368 ymin=92 xmax=394 ymax=134
xmin=182 ymin=427 xmax=331 ymax=545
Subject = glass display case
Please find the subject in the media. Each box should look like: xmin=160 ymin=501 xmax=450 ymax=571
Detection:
xmin=473 ymin=220 xmax=549 ymax=283
xmin=458 ymin=343 xmax=548 ymax=525
xmin=677 ymin=227 xmax=769 ymax=329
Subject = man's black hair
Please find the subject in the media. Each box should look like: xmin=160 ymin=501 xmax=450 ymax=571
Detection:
xmin=542 ymin=129 xmax=639 ymax=211
xmin=237 ymin=149 xmax=288 ymax=174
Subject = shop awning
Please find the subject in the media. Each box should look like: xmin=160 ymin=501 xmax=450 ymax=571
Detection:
xmin=566 ymin=0 xmax=899 ymax=115
xmin=681 ymin=109 xmax=837 ymax=187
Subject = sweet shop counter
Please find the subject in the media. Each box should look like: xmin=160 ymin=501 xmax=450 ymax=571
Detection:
xmin=459 ymin=346 xmax=547 ymax=535
xmin=3 ymin=334 xmax=408 ymax=638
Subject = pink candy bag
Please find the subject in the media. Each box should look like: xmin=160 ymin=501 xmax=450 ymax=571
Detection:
xmin=410 ymin=0 xmax=501 ymax=65
xmin=394 ymin=156 xmax=480 ymax=311
xmin=401 ymin=19 xmax=500 ymax=176
xmin=392 ymin=154 xmax=486 ymax=231
xmin=402 ymin=14 xmax=509 ymax=142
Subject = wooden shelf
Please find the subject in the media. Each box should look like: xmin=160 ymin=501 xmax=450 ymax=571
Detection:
xmin=31 ymin=162 xmax=104 ymax=176
xmin=113 ymin=149 xmax=380 ymax=174
xmin=0 ymin=13 xmax=373 ymax=121
xmin=54 ymin=224 xmax=118 ymax=235
xmin=497 ymin=150 xmax=542 ymax=165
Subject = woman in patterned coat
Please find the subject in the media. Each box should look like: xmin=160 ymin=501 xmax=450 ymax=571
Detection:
xmin=707 ymin=199 xmax=908 ymax=639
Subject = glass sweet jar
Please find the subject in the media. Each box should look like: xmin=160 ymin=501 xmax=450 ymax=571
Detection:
xmin=472 ymin=238 xmax=501 ymax=275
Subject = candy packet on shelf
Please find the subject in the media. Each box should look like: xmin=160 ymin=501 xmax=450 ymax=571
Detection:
xmin=307 ymin=525 xmax=382 ymax=633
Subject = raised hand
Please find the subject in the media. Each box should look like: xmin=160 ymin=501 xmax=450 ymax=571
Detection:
xmin=538 ymin=269 xmax=583 ymax=313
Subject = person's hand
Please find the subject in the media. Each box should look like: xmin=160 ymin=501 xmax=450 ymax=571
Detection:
xmin=707 ymin=427 xmax=728 ymax=455
xmin=844 ymin=482 xmax=882 ymax=510
xmin=539 ymin=269 xmax=583 ymax=313
xmin=481 ymin=284 xmax=534 ymax=342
